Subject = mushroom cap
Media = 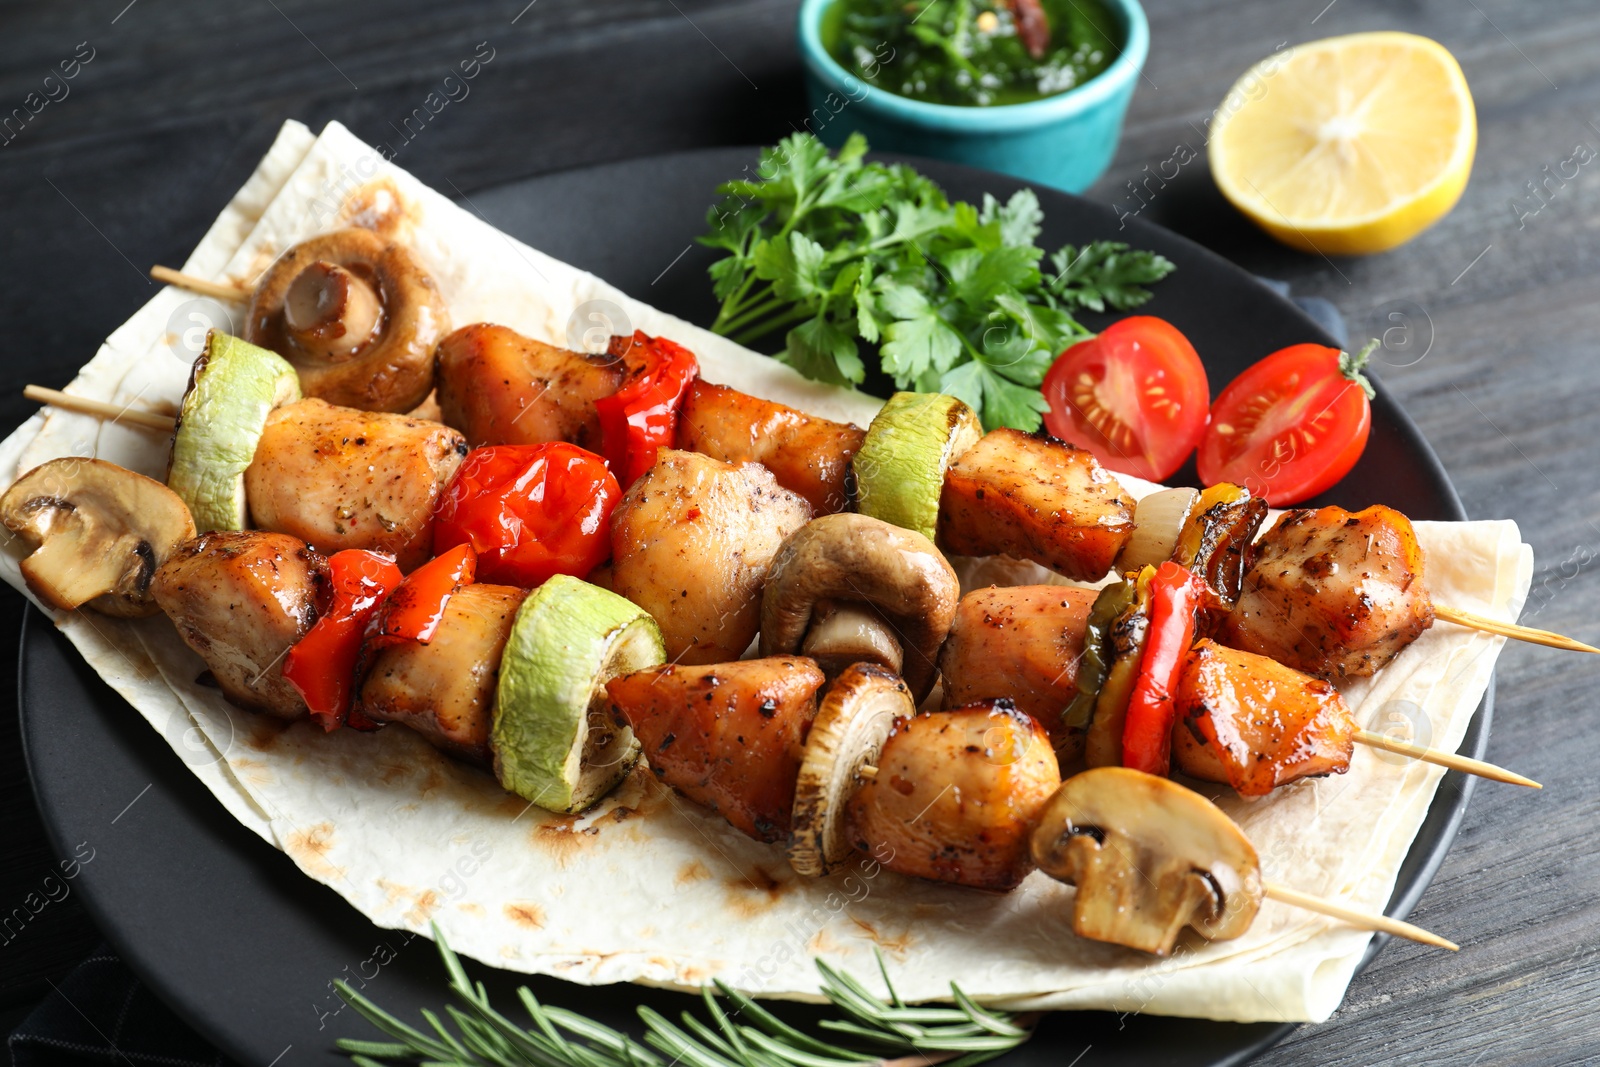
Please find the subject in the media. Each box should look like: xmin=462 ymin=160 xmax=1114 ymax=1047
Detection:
xmin=760 ymin=512 xmax=959 ymax=701
xmin=788 ymin=663 xmax=914 ymax=877
xmin=0 ymin=457 xmax=196 ymax=617
xmin=246 ymin=228 xmax=448 ymax=413
xmin=1030 ymin=766 xmax=1263 ymax=956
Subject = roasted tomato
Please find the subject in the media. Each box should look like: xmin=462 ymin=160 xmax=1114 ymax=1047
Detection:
xmin=1197 ymin=340 xmax=1376 ymax=506
xmin=433 ymin=444 xmax=620 ymax=588
xmin=1042 ymin=316 xmax=1210 ymax=483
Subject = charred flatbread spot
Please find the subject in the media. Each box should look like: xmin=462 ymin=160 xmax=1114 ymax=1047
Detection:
xmin=848 ymin=915 xmax=915 ymax=955
xmin=677 ymin=859 xmax=712 ymax=885
xmin=407 ymin=889 xmax=441 ymax=922
xmin=532 ymin=818 xmax=601 ymax=869
xmin=503 ymin=902 xmax=547 ymax=929
xmin=283 ymin=821 xmax=344 ymax=882
xmin=723 ymin=865 xmax=791 ymax=918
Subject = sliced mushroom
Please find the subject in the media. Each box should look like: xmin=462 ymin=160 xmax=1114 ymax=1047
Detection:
xmin=246 ymin=228 xmax=448 ymax=413
xmin=1030 ymin=766 xmax=1264 ymax=956
xmin=789 ymin=663 xmax=914 ymax=877
xmin=0 ymin=458 xmax=196 ymax=617
xmin=760 ymin=513 xmax=959 ymax=701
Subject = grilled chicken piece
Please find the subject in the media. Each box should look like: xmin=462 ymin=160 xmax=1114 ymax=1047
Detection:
xmin=938 ymin=586 xmax=1098 ymax=755
xmin=610 ymin=449 xmax=811 ymax=664
xmin=1173 ymin=640 xmax=1356 ymax=797
xmin=151 ymin=531 xmax=326 ymax=718
xmin=606 ymin=656 xmax=826 ymax=841
xmin=435 ymin=323 xmax=625 ymax=450
xmin=846 ymin=701 xmax=1060 ymax=891
xmin=939 ymin=429 xmax=1136 ymax=582
xmin=675 ymin=380 xmax=865 ymax=515
xmin=244 ymin=398 xmax=467 ymax=572
xmin=1221 ymin=505 xmax=1434 ymax=680
xmin=356 ymin=583 xmax=527 ymax=763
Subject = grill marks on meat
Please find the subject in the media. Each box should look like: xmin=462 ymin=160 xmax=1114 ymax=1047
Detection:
xmin=607 ymin=656 xmax=825 ymax=841
xmin=244 ymin=398 xmax=465 ymax=572
xmin=1172 ymin=640 xmax=1356 ymax=796
xmin=939 ymin=429 xmax=1135 ymax=582
xmin=1222 ymin=505 xmax=1434 ymax=680
xmin=676 ymin=380 xmax=864 ymax=515
xmin=610 ymin=449 xmax=811 ymax=664
xmin=845 ymin=702 xmax=1060 ymax=890
xmin=938 ymin=585 xmax=1097 ymax=752
xmin=435 ymin=323 xmax=624 ymax=450
xmin=356 ymin=583 xmax=527 ymax=763
xmin=152 ymin=531 xmax=327 ymax=718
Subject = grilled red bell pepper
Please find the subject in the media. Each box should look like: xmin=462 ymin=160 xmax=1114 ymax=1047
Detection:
xmin=596 ymin=331 xmax=699 ymax=485
xmin=284 ymin=550 xmax=404 ymax=731
xmin=366 ymin=542 xmax=477 ymax=648
xmin=1122 ymin=561 xmax=1206 ymax=776
xmin=434 ymin=443 xmax=620 ymax=588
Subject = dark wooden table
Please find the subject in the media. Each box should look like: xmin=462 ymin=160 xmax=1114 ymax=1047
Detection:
xmin=1 ymin=1 xmax=1596 ymax=1063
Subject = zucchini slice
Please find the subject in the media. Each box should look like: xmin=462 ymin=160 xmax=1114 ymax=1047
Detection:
xmin=167 ymin=330 xmax=301 ymax=532
xmin=853 ymin=392 xmax=981 ymax=540
xmin=492 ymin=574 xmax=664 ymax=814
xmin=788 ymin=663 xmax=913 ymax=877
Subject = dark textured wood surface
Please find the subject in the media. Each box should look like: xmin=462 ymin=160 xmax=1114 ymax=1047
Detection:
xmin=0 ymin=1 xmax=1595 ymax=1064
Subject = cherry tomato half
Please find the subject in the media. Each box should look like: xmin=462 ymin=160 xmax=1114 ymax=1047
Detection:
xmin=1042 ymin=316 xmax=1210 ymax=483
xmin=434 ymin=443 xmax=620 ymax=588
xmin=1197 ymin=340 xmax=1376 ymax=506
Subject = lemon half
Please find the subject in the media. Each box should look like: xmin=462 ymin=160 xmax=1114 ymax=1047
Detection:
xmin=1208 ymin=32 xmax=1476 ymax=256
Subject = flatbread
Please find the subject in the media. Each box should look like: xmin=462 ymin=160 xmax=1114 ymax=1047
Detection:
xmin=0 ymin=120 xmax=1531 ymax=1023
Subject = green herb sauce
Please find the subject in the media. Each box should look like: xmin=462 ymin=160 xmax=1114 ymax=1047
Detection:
xmin=823 ymin=0 xmax=1121 ymax=108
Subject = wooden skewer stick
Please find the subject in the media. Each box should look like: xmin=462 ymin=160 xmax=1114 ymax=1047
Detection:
xmin=23 ymin=385 xmax=176 ymax=433
xmin=1435 ymin=603 xmax=1600 ymax=656
xmin=858 ymin=761 xmax=1458 ymax=950
xmin=150 ymin=265 xmax=249 ymax=303
xmin=1353 ymin=729 xmax=1540 ymax=789
xmin=1263 ymin=883 xmax=1458 ymax=951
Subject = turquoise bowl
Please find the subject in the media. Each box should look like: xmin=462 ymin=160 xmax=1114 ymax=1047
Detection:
xmin=797 ymin=0 xmax=1148 ymax=193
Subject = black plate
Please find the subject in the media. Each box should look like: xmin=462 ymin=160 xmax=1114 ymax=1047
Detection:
xmin=20 ymin=147 xmax=1488 ymax=1067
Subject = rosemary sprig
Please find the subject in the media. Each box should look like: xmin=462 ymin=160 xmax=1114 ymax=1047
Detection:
xmin=334 ymin=924 xmax=1036 ymax=1067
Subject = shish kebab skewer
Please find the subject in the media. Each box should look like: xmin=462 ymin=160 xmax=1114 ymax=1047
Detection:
xmin=140 ymin=253 xmax=1595 ymax=658
xmin=610 ymin=659 xmax=1459 ymax=954
xmin=0 ymin=462 xmax=1493 ymax=957
xmin=26 ymin=369 xmax=1594 ymax=665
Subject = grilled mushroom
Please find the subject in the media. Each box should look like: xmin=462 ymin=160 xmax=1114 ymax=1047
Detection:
xmin=1030 ymin=766 xmax=1263 ymax=955
xmin=788 ymin=663 xmax=914 ymax=877
xmin=0 ymin=458 xmax=195 ymax=616
xmin=760 ymin=513 xmax=959 ymax=701
xmin=246 ymin=228 xmax=448 ymax=413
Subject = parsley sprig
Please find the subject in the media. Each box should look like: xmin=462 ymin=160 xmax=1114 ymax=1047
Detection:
xmin=335 ymin=924 xmax=1036 ymax=1067
xmin=699 ymin=133 xmax=1175 ymax=431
